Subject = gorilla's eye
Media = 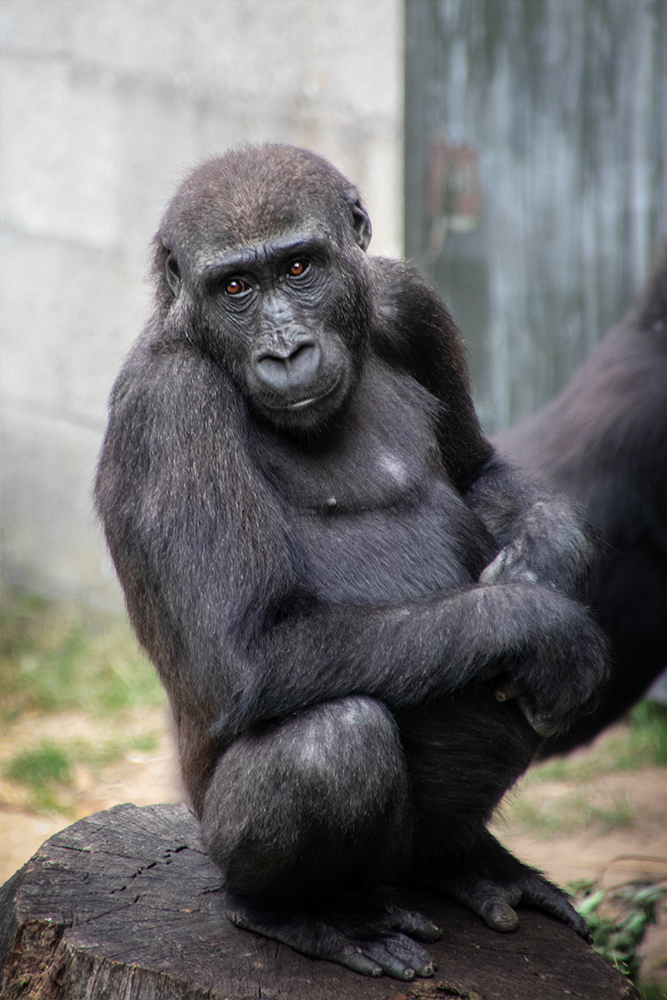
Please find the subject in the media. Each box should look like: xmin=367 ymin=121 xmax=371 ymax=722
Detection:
xmin=288 ymin=260 xmax=309 ymax=278
xmin=225 ymin=278 xmax=249 ymax=296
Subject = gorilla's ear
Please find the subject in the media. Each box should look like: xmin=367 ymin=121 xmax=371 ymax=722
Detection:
xmin=164 ymin=249 xmax=182 ymax=297
xmin=346 ymin=189 xmax=372 ymax=251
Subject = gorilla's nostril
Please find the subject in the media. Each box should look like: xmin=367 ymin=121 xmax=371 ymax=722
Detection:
xmin=256 ymin=356 xmax=291 ymax=389
xmin=287 ymin=343 xmax=318 ymax=374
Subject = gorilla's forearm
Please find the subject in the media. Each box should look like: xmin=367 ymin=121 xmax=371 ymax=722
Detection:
xmin=215 ymin=581 xmax=606 ymax=738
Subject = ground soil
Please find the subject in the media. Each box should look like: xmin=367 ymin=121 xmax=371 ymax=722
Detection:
xmin=0 ymin=711 xmax=665 ymax=989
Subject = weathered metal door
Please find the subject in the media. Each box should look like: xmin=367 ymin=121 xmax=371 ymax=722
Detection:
xmin=405 ymin=0 xmax=667 ymax=432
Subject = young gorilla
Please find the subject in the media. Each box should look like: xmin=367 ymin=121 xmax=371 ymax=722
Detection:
xmin=96 ymin=145 xmax=607 ymax=981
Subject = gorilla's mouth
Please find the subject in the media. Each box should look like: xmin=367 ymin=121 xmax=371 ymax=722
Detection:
xmin=264 ymin=375 xmax=343 ymax=412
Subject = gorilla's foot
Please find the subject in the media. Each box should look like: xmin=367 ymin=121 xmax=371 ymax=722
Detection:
xmin=226 ymin=897 xmax=441 ymax=979
xmin=429 ymin=832 xmax=590 ymax=940
xmin=447 ymin=865 xmax=590 ymax=939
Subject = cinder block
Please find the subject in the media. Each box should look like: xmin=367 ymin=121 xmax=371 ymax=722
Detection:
xmin=0 ymin=57 xmax=121 ymax=248
xmin=0 ymin=406 xmax=123 ymax=607
xmin=0 ymin=230 xmax=148 ymax=422
xmin=0 ymin=0 xmax=73 ymax=56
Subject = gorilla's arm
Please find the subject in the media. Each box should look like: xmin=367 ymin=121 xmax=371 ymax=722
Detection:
xmin=96 ymin=331 xmax=605 ymax=742
xmin=370 ymin=260 xmax=599 ymax=601
xmin=369 ymin=258 xmax=492 ymax=488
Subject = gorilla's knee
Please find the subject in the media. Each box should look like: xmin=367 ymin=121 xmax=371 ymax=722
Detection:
xmin=201 ymin=696 xmax=409 ymax=900
xmin=293 ymin=696 xmax=407 ymax=804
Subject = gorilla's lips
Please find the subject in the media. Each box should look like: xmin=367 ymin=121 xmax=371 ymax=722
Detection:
xmin=261 ymin=373 xmax=344 ymax=412
xmin=281 ymin=376 xmax=343 ymax=411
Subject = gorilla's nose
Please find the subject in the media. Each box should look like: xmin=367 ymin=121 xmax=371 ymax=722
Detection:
xmin=255 ymin=339 xmax=321 ymax=392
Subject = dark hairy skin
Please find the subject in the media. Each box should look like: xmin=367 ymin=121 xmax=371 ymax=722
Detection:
xmin=496 ymin=246 xmax=667 ymax=755
xmin=96 ymin=145 xmax=608 ymax=981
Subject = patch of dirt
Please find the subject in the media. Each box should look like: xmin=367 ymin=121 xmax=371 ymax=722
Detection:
xmin=491 ymin=742 xmax=667 ymax=984
xmin=0 ymin=708 xmax=182 ymax=881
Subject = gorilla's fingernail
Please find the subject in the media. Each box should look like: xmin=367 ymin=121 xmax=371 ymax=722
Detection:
xmin=495 ymin=680 xmax=523 ymax=701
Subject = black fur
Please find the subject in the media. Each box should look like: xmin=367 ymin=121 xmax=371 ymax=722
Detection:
xmin=96 ymin=145 xmax=607 ymax=981
xmin=496 ymin=245 xmax=667 ymax=754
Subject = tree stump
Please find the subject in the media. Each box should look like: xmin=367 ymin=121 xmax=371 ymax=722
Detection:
xmin=0 ymin=803 xmax=639 ymax=1000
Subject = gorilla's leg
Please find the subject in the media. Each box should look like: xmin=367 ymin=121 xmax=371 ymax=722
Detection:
xmin=201 ymin=695 xmax=441 ymax=980
xmin=400 ymin=687 xmax=589 ymax=939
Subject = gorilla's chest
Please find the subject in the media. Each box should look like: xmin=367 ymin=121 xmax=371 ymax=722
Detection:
xmin=253 ymin=369 xmax=494 ymax=603
xmin=295 ymin=478 xmax=487 ymax=603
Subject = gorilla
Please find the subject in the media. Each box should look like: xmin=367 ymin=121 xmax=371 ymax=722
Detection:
xmin=95 ymin=145 xmax=607 ymax=981
xmin=496 ymin=245 xmax=667 ymax=754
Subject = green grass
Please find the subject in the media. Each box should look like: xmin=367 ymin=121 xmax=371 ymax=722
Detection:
xmin=622 ymin=700 xmax=667 ymax=767
xmin=0 ymin=590 xmax=166 ymax=722
xmin=503 ymin=788 xmax=636 ymax=837
xmin=0 ymin=590 xmax=167 ymax=814
xmin=639 ymin=982 xmax=667 ymax=1000
xmin=496 ymin=699 xmax=667 ymax=836
xmin=3 ymin=733 xmax=161 ymax=814
xmin=5 ymin=741 xmax=73 ymax=788
xmin=568 ymin=878 xmax=667 ymax=987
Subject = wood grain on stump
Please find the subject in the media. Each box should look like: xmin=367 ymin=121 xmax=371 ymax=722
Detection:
xmin=0 ymin=803 xmax=639 ymax=1000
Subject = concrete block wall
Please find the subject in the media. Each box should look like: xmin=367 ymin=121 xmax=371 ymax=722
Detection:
xmin=0 ymin=0 xmax=404 ymax=606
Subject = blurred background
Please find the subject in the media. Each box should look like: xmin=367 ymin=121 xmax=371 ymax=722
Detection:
xmin=1 ymin=1 xmax=666 ymax=994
